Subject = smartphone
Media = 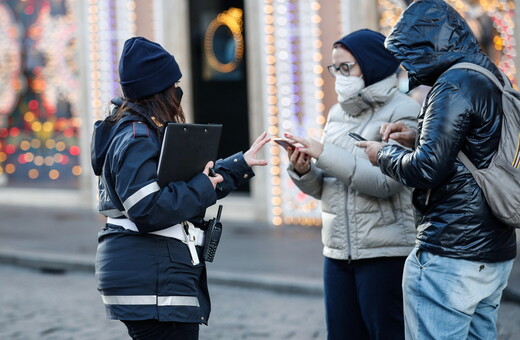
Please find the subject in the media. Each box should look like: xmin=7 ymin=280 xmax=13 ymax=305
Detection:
xmin=348 ymin=132 xmax=367 ymax=142
xmin=273 ymin=138 xmax=296 ymax=150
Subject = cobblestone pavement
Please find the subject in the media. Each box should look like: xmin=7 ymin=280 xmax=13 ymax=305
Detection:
xmin=2 ymin=265 xmax=520 ymax=340
xmin=0 ymin=265 xmax=326 ymax=340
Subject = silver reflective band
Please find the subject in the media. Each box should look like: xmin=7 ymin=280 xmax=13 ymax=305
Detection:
xmin=102 ymin=295 xmax=199 ymax=307
xmin=101 ymin=295 xmax=156 ymax=305
xmin=100 ymin=209 xmax=125 ymax=218
xmin=122 ymin=182 xmax=160 ymax=212
xmin=158 ymin=296 xmax=200 ymax=307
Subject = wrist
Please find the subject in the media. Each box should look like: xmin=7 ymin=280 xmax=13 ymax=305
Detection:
xmin=316 ymin=145 xmax=324 ymax=159
xmin=376 ymin=145 xmax=385 ymax=165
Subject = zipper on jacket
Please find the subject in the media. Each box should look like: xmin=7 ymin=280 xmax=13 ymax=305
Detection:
xmin=344 ymin=111 xmax=374 ymax=263
xmin=345 ymin=184 xmax=353 ymax=262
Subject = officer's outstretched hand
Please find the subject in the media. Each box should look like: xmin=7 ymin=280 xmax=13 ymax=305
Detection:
xmin=203 ymin=161 xmax=224 ymax=189
xmin=244 ymin=131 xmax=270 ymax=167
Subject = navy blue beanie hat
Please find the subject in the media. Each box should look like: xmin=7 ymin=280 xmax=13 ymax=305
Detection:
xmin=119 ymin=37 xmax=182 ymax=99
xmin=335 ymin=29 xmax=399 ymax=86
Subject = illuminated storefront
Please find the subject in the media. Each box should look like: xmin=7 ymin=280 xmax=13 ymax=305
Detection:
xmin=0 ymin=0 xmax=139 ymax=206
xmin=0 ymin=0 xmax=517 ymax=224
xmin=0 ymin=0 xmax=81 ymax=188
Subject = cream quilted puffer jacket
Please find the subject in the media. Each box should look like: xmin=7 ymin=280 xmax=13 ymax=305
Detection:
xmin=288 ymin=75 xmax=420 ymax=260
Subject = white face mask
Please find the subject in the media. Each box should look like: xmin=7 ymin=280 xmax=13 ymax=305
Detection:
xmin=335 ymin=74 xmax=365 ymax=103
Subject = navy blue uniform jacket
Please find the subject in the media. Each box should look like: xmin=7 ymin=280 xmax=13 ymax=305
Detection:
xmin=91 ymin=98 xmax=255 ymax=323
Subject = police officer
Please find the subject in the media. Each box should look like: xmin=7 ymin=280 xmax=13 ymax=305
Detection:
xmin=91 ymin=37 xmax=270 ymax=340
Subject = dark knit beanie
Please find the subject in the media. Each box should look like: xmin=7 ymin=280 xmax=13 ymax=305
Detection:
xmin=119 ymin=37 xmax=182 ymax=99
xmin=335 ymin=29 xmax=399 ymax=86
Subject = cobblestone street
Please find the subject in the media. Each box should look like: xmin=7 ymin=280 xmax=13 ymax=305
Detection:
xmin=0 ymin=265 xmax=326 ymax=340
xmin=2 ymin=264 xmax=520 ymax=339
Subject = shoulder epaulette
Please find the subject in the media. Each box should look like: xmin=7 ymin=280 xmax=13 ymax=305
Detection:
xmin=132 ymin=121 xmax=150 ymax=138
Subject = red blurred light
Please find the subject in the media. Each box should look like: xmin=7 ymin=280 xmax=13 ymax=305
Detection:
xmin=5 ymin=144 xmax=16 ymax=154
xmin=64 ymin=128 xmax=74 ymax=138
xmin=10 ymin=127 xmax=20 ymax=137
xmin=69 ymin=145 xmax=80 ymax=156
xmin=25 ymin=5 xmax=34 ymax=15
xmin=28 ymin=100 xmax=39 ymax=110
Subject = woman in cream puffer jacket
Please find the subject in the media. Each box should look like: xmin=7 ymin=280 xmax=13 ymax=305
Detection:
xmin=285 ymin=29 xmax=419 ymax=340
xmin=290 ymin=73 xmax=418 ymax=260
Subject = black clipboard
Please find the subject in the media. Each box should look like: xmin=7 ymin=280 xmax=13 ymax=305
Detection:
xmin=157 ymin=123 xmax=222 ymax=187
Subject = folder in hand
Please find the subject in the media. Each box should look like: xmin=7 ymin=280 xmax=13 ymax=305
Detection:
xmin=157 ymin=123 xmax=222 ymax=187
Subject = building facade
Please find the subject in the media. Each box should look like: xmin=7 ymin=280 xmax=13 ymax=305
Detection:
xmin=0 ymin=0 xmax=517 ymax=225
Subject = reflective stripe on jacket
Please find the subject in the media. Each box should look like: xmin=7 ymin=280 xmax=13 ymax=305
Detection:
xmin=96 ymin=227 xmax=210 ymax=323
xmin=91 ymin=99 xmax=255 ymax=322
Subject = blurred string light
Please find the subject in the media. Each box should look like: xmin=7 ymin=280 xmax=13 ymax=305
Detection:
xmin=87 ymin=0 xmax=135 ymax=216
xmin=0 ymin=4 xmax=22 ymax=178
xmin=34 ymin=0 xmax=80 ymax=119
xmin=0 ymin=0 xmax=82 ymax=185
xmin=265 ymin=0 xmax=324 ymax=226
xmin=378 ymin=0 xmax=517 ymax=84
xmin=89 ymin=0 xmax=133 ymax=123
xmin=0 ymin=5 xmax=22 ymax=129
xmin=88 ymin=0 xmax=103 ymax=122
xmin=87 ymin=0 xmax=134 ymax=207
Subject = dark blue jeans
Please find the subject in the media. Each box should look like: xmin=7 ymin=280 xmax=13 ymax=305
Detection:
xmin=122 ymin=319 xmax=199 ymax=340
xmin=324 ymin=256 xmax=406 ymax=340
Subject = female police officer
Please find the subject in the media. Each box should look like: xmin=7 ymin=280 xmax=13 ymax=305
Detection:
xmin=91 ymin=37 xmax=270 ymax=340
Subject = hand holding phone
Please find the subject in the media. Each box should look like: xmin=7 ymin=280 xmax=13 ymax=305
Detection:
xmin=273 ymin=138 xmax=296 ymax=150
xmin=348 ymin=132 xmax=367 ymax=142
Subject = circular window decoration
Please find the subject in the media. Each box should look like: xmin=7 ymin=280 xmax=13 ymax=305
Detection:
xmin=204 ymin=7 xmax=244 ymax=73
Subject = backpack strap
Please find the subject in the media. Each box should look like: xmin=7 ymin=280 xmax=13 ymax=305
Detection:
xmin=448 ymin=62 xmax=505 ymax=92
xmin=447 ymin=62 xmax=509 ymax=171
xmin=457 ymin=149 xmax=478 ymax=174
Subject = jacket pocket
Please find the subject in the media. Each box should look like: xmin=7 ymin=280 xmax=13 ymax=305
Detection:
xmin=321 ymin=211 xmax=338 ymax=245
xmin=415 ymin=248 xmax=437 ymax=267
xmin=163 ymin=239 xmax=204 ymax=296
xmin=320 ymin=176 xmax=340 ymax=213
xmin=378 ymin=198 xmax=396 ymax=225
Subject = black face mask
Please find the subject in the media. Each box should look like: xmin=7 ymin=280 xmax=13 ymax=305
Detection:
xmin=174 ymin=86 xmax=183 ymax=103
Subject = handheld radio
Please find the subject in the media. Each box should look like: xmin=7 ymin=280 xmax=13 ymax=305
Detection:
xmin=203 ymin=205 xmax=223 ymax=262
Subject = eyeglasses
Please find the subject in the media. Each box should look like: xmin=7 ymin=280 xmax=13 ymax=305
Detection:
xmin=327 ymin=62 xmax=357 ymax=78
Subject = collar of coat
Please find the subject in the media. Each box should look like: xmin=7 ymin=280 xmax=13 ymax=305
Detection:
xmin=340 ymin=74 xmax=398 ymax=116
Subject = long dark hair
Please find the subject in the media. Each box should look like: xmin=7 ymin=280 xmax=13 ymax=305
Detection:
xmin=107 ymin=84 xmax=185 ymax=129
